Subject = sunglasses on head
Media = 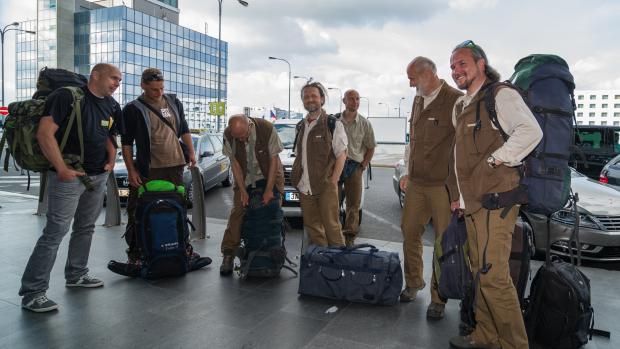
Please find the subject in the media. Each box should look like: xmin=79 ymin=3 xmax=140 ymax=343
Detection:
xmin=455 ymin=40 xmax=487 ymax=61
xmin=143 ymin=72 xmax=164 ymax=82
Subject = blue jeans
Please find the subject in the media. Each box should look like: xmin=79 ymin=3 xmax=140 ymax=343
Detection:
xmin=19 ymin=171 xmax=108 ymax=300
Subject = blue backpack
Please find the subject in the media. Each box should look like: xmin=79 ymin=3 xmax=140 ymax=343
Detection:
xmin=483 ymin=54 xmax=575 ymax=216
xmin=136 ymin=180 xmax=190 ymax=279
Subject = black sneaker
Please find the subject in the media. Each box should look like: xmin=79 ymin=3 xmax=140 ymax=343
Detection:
xmin=66 ymin=274 xmax=104 ymax=288
xmin=22 ymin=294 xmax=59 ymax=313
xmin=189 ymin=253 xmax=212 ymax=271
xmin=107 ymin=260 xmax=141 ymax=277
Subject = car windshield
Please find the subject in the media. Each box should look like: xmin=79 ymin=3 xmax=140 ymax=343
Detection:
xmin=274 ymin=123 xmax=297 ymax=149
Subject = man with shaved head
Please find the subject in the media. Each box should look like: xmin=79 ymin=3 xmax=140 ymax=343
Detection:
xmin=219 ymin=114 xmax=284 ymax=275
xmin=334 ymin=89 xmax=376 ymax=247
xmin=398 ymin=57 xmax=462 ymax=319
xmin=20 ymin=63 xmax=122 ymax=312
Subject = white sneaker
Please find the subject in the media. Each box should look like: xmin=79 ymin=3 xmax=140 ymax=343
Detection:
xmin=66 ymin=274 xmax=104 ymax=288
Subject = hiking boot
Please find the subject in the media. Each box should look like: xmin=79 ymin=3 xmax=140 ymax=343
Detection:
xmin=344 ymin=234 xmax=356 ymax=248
xmin=107 ymin=260 xmax=141 ymax=277
xmin=189 ymin=252 xmax=212 ymax=271
xmin=22 ymin=294 xmax=59 ymax=313
xmin=449 ymin=335 xmax=498 ymax=349
xmin=66 ymin=274 xmax=104 ymax=288
xmin=426 ymin=302 xmax=445 ymax=320
xmin=220 ymin=255 xmax=234 ymax=276
xmin=399 ymin=287 xmax=419 ymax=302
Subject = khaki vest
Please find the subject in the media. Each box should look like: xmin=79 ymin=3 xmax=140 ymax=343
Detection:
xmin=454 ymin=85 xmax=520 ymax=214
xmin=290 ymin=113 xmax=336 ymax=195
xmin=408 ymin=82 xmax=462 ymax=188
xmin=224 ymin=117 xmax=284 ymax=193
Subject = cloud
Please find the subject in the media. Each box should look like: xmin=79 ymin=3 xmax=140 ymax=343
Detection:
xmin=448 ymin=0 xmax=498 ymax=10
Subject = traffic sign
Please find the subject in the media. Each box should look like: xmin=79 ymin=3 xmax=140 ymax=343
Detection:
xmin=0 ymin=106 xmax=8 ymax=117
xmin=208 ymin=102 xmax=226 ymax=116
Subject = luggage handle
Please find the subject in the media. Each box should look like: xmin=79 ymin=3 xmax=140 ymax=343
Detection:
xmin=340 ymin=243 xmax=378 ymax=252
xmin=319 ymin=266 xmax=345 ymax=282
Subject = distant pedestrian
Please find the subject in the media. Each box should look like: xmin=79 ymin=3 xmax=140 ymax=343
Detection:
xmin=334 ymin=89 xmax=376 ymax=247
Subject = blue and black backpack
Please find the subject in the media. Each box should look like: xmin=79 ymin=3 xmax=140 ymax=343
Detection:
xmin=236 ymin=179 xmax=297 ymax=279
xmin=136 ymin=180 xmax=191 ymax=279
xmin=483 ymin=54 xmax=576 ymax=216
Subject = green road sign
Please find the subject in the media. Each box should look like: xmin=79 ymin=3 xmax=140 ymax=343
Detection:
xmin=209 ymin=102 xmax=226 ymax=116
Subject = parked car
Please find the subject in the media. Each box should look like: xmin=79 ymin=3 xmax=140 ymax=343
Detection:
xmin=273 ymin=119 xmax=367 ymax=221
xmin=571 ymin=125 xmax=620 ymax=179
xmin=113 ymin=133 xmax=232 ymax=205
xmin=523 ymin=169 xmax=620 ymax=262
xmin=599 ymin=153 xmax=620 ymax=190
xmin=393 ymin=162 xmax=620 ymax=262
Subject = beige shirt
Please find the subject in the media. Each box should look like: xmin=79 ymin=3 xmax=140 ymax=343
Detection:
xmin=297 ymin=112 xmax=348 ymax=195
xmin=340 ymin=112 xmax=377 ymax=163
xmin=222 ymin=119 xmax=284 ymax=187
xmin=402 ymin=82 xmax=444 ymax=177
xmin=451 ymin=84 xmax=543 ymax=208
xmin=147 ymin=99 xmax=185 ymax=169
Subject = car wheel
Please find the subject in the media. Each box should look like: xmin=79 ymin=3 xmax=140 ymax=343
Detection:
xmin=222 ymin=165 xmax=233 ymax=187
xmin=398 ymin=188 xmax=405 ymax=208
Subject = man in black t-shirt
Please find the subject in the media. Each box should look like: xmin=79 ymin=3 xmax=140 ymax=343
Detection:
xmin=19 ymin=63 xmax=122 ymax=313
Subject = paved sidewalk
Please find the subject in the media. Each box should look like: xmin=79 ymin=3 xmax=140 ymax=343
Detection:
xmin=0 ymin=193 xmax=617 ymax=348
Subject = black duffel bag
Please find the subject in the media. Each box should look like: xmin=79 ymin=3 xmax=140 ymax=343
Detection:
xmin=298 ymin=244 xmax=403 ymax=305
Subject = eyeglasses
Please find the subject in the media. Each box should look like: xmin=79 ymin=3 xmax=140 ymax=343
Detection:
xmin=142 ymin=72 xmax=164 ymax=82
xmin=455 ymin=40 xmax=487 ymax=61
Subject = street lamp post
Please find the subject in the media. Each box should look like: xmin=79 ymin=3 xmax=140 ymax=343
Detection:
xmin=328 ymin=87 xmax=342 ymax=115
xmin=1 ymin=22 xmax=35 ymax=106
xmin=398 ymin=97 xmax=406 ymax=118
xmin=268 ymin=56 xmax=291 ymax=119
xmin=216 ymin=0 xmax=249 ymax=132
xmin=360 ymin=96 xmax=370 ymax=117
xmin=378 ymin=102 xmax=390 ymax=117
xmin=293 ymin=75 xmax=312 ymax=84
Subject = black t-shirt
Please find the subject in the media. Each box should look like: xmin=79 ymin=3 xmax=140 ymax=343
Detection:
xmin=43 ymin=86 xmax=121 ymax=175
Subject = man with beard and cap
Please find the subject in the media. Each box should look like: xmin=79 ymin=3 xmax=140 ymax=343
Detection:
xmin=398 ymin=57 xmax=463 ymax=321
xmin=448 ymin=41 xmax=542 ymax=349
xmin=291 ymin=81 xmax=348 ymax=247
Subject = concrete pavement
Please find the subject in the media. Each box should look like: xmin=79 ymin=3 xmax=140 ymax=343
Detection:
xmin=0 ymin=191 xmax=617 ymax=348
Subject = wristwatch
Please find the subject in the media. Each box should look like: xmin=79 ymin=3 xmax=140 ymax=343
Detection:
xmin=487 ymin=156 xmax=498 ymax=168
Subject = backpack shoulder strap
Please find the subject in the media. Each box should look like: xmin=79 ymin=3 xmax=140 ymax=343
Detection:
xmin=292 ymin=119 xmax=305 ymax=153
xmin=59 ymin=86 xmax=86 ymax=160
xmin=483 ymin=81 xmax=517 ymax=142
xmin=327 ymin=114 xmax=337 ymax=136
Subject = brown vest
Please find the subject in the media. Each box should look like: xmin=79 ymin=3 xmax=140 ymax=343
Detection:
xmin=408 ymin=82 xmax=462 ymax=187
xmin=290 ymin=112 xmax=336 ymax=195
xmin=454 ymin=85 xmax=520 ymax=214
xmin=224 ymin=117 xmax=284 ymax=193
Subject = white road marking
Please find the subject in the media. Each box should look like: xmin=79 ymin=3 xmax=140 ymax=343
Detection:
xmin=0 ymin=191 xmax=39 ymax=199
xmin=362 ymin=209 xmax=401 ymax=233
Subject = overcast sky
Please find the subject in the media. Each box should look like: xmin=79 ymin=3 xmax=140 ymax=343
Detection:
xmin=1 ymin=0 xmax=619 ymax=117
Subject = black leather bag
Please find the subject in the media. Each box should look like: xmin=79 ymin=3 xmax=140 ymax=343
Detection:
xmin=298 ymin=244 xmax=403 ymax=305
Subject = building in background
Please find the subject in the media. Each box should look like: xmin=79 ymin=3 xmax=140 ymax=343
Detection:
xmin=575 ymin=90 xmax=620 ymax=126
xmin=15 ymin=0 xmax=227 ymax=130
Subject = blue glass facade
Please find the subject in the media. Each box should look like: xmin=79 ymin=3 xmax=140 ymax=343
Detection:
xmin=16 ymin=4 xmax=228 ymax=130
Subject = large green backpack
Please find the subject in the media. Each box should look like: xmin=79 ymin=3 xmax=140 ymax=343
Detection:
xmin=1 ymin=84 xmax=85 ymax=175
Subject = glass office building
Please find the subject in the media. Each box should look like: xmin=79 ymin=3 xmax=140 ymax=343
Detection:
xmin=16 ymin=0 xmax=227 ymax=130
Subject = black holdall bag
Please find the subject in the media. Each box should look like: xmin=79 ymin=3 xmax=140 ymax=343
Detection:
xmin=524 ymin=195 xmax=610 ymax=348
xmin=433 ymin=211 xmax=472 ymax=301
xmin=298 ymin=244 xmax=403 ymax=305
